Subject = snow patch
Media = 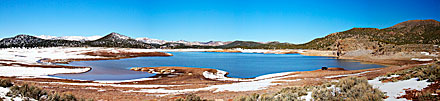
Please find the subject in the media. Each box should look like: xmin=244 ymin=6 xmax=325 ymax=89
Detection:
xmin=300 ymin=92 xmax=313 ymax=101
xmin=36 ymin=35 xmax=102 ymax=41
xmin=0 ymin=66 xmax=90 ymax=78
xmin=411 ymin=58 xmax=433 ymax=61
xmin=420 ymin=52 xmax=430 ymax=56
xmin=368 ymin=77 xmax=431 ymax=101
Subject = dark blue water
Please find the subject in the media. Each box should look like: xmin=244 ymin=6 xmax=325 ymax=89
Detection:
xmin=53 ymin=52 xmax=385 ymax=80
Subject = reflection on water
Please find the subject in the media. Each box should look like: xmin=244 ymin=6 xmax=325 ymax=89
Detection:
xmin=54 ymin=52 xmax=384 ymax=80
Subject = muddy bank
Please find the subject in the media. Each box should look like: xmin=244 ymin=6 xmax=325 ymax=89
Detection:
xmin=297 ymin=49 xmax=437 ymax=66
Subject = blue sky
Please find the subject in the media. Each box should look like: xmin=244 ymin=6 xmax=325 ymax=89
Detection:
xmin=0 ymin=0 xmax=439 ymax=43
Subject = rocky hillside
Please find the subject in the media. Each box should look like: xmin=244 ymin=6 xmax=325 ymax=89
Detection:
xmin=219 ymin=19 xmax=440 ymax=53
xmin=301 ymin=19 xmax=440 ymax=50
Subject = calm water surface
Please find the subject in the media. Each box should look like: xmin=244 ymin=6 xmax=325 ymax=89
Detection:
xmin=53 ymin=52 xmax=385 ymax=80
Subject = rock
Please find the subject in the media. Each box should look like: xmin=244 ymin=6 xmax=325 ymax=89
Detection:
xmin=160 ymin=69 xmax=168 ymax=74
xmin=162 ymin=69 xmax=171 ymax=74
xmin=141 ymin=68 xmax=150 ymax=71
xmin=214 ymin=99 xmax=224 ymax=101
xmin=130 ymin=67 xmax=142 ymax=71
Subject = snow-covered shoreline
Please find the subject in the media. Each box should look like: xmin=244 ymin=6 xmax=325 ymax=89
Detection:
xmin=0 ymin=66 xmax=90 ymax=78
xmin=0 ymin=47 xmax=304 ymax=80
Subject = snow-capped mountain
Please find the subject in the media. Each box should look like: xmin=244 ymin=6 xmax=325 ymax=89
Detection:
xmin=89 ymin=32 xmax=155 ymax=48
xmin=169 ymin=40 xmax=232 ymax=46
xmin=33 ymin=34 xmax=230 ymax=46
xmin=0 ymin=34 xmax=84 ymax=48
xmin=0 ymin=32 xmax=155 ymax=48
xmin=201 ymin=41 xmax=232 ymax=46
xmin=0 ymin=35 xmax=45 ymax=46
xmin=135 ymin=37 xmax=168 ymax=45
xmin=36 ymin=35 xmax=102 ymax=41
xmin=0 ymin=32 xmax=231 ymax=48
xmin=135 ymin=38 xmax=231 ymax=46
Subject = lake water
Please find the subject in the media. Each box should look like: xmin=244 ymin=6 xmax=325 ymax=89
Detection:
xmin=53 ymin=52 xmax=385 ymax=80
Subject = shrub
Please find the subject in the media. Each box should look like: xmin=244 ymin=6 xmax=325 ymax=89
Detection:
xmin=312 ymin=77 xmax=386 ymax=101
xmin=234 ymin=93 xmax=261 ymax=101
xmin=175 ymin=94 xmax=207 ymax=101
xmin=234 ymin=86 xmax=311 ymax=101
xmin=382 ymin=63 xmax=440 ymax=82
xmin=417 ymin=92 xmax=440 ymax=101
xmin=7 ymin=84 xmax=48 ymax=100
xmin=6 ymin=83 xmax=87 ymax=101
xmin=233 ymin=77 xmax=385 ymax=101
xmin=61 ymin=93 xmax=77 ymax=101
xmin=46 ymin=93 xmax=62 ymax=101
xmin=0 ymin=79 xmax=13 ymax=87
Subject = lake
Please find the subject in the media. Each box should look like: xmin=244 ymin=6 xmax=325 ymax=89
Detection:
xmin=53 ymin=52 xmax=385 ymax=80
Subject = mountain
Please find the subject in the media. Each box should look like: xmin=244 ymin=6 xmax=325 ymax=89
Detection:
xmin=0 ymin=32 xmax=229 ymax=48
xmin=0 ymin=35 xmax=83 ymax=48
xmin=200 ymin=41 xmax=232 ymax=46
xmin=168 ymin=40 xmax=231 ymax=46
xmin=135 ymin=37 xmax=231 ymax=46
xmin=1 ymin=19 xmax=438 ymax=50
xmin=218 ymin=41 xmax=298 ymax=49
xmin=298 ymin=19 xmax=440 ymax=50
xmin=218 ymin=19 xmax=440 ymax=51
xmin=88 ymin=32 xmax=157 ymax=48
xmin=135 ymin=37 xmax=168 ymax=45
xmin=0 ymin=32 xmax=156 ymax=48
xmin=36 ymin=35 xmax=102 ymax=41
xmin=219 ymin=41 xmax=264 ymax=48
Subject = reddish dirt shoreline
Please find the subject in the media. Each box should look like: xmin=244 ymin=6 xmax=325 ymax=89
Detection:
xmin=1 ymin=61 xmax=431 ymax=101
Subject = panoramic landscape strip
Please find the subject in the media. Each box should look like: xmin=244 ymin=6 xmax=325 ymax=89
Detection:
xmin=1 ymin=19 xmax=439 ymax=100
xmin=1 ymin=0 xmax=440 ymax=100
